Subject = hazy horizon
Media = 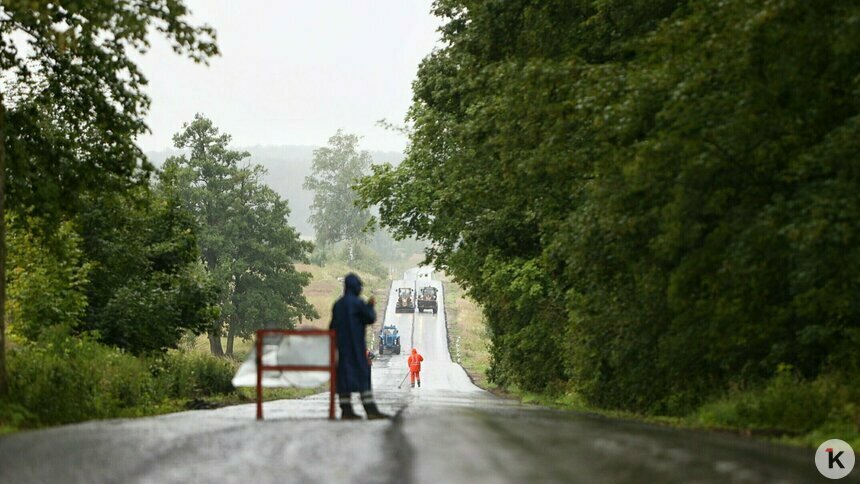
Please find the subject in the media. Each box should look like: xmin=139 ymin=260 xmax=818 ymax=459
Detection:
xmin=145 ymin=144 xmax=403 ymax=237
xmin=135 ymin=1 xmax=441 ymax=153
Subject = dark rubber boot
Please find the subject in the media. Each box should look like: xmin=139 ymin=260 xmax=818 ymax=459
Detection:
xmin=418 ymin=380 xmax=421 ymax=388
xmin=363 ymin=402 xmax=391 ymax=420
xmin=340 ymin=404 xmax=361 ymax=420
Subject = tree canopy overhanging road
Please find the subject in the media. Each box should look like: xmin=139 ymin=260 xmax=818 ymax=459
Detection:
xmin=0 ymin=270 xmax=828 ymax=483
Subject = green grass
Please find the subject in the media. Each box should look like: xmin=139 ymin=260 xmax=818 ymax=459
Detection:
xmin=210 ymin=386 xmax=325 ymax=406
xmin=515 ymin=384 xmax=860 ymax=450
xmin=441 ymin=277 xmax=496 ymax=391
xmin=692 ymin=371 xmax=860 ymax=449
xmin=297 ymin=261 xmax=390 ymax=327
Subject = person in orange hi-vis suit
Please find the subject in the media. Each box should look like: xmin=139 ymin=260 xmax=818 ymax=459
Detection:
xmin=407 ymin=348 xmax=424 ymax=388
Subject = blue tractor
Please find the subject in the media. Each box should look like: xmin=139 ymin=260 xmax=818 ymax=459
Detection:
xmin=378 ymin=325 xmax=401 ymax=355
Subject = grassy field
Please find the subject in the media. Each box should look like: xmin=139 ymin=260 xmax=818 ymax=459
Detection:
xmin=193 ymin=261 xmax=392 ymax=359
xmin=297 ymin=262 xmax=390 ymax=328
xmin=441 ymin=278 xmax=494 ymax=391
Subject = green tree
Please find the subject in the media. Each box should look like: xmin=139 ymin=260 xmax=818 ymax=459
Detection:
xmin=76 ymin=185 xmax=219 ymax=354
xmin=223 ymin=168 xmax=318 ymax=355
xmin=163 ymin=115 xmax=317 ymax=356
xmin=304 ymin=130 xmax=372 ymax=262
xmin=359 ymin=0 xmax=860 ymax=414
xmin=0 ymin=0 xmax=217 ymax=394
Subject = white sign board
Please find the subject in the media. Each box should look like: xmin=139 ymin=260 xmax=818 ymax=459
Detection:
xmin=232 ymin=333 xmax=332 ymax=388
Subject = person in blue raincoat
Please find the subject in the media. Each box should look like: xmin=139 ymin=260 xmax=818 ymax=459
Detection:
xmin=329 ymin=273 xmax=389 ymax=420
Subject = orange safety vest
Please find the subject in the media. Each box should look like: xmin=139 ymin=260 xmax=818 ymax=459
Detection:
xmin=408 ymin=353 xmax=423 ymax=372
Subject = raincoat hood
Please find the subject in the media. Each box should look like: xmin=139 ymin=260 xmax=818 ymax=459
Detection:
xmin=344 ymin=273 xmax=363 ymax=296
xmin=411 ymin=348 xmax=417 ymax=355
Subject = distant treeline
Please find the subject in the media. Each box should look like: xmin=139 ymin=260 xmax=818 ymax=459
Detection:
xmin=359 ymin=0 xmax=859 ymax=416
xmin=148 ymin=146 xmax=403 ymax=237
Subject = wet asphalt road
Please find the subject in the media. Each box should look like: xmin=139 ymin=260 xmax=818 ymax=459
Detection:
xmin=0 ymin=268 xmax=848 ymax=483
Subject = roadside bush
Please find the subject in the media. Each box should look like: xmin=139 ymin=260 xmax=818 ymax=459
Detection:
xmin=5 ymin=330 xmax=243 ymax=430
xmin=0 ymin=400 xmax=32 ymax=434
xmin=7 ymin=217 xmax=90 ymax=341
xmin=7 ymin=327 xmax=155 ymax=426
xmin=152 ymin=350 xmax=236 ymax=399
xmin=695 ymin=368 xmax=859 ymax=435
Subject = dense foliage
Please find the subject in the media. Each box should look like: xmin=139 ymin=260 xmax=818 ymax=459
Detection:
xmin=163 ymin=115 xmax=317 ymax=356
xmin=1 ymin=0 xmax=217 ymax=216
xmin=0 ymin=0 xmax=217 ymax=394
xmin=0 ymin=2 xmax=321 ymax=430
xmin=6 ymin=218 xmax=90 ymax=341
xmin=5 ymin=185 xmax=219 ymax=355
xmin=3 ymin=327 xmax=237 ymax=428
xmin=358 ymin=0 xmax=860 ymax=414
xmin=77 ymin=186 xmax=219 ymax=354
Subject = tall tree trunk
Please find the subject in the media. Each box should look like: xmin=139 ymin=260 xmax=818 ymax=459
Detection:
xmin=202 ymin=254 xmax=223 ymax=356
xmin=225 ymin=323 xmax=236 ymax=358
xmin=0 ymin=95 xmax=7 ymax=396
xmin=208 ymin=321 xmax=224 ymax=356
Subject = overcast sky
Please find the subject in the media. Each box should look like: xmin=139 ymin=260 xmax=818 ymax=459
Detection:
xmin=135 ymin=1 xmax=441 ymax=153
